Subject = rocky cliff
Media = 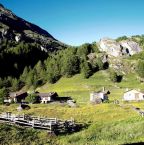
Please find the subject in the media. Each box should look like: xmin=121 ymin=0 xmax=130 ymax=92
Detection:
xmin=99 ymin=38 xmax=142 ymax=57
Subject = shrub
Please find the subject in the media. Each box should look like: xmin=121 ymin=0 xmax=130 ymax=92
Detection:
xmin=25 ymin=94 xmax=40 ymax=103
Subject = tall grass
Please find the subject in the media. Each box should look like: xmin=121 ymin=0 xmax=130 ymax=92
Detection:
xmin=1 ymin=71 xmax=144 ymax=144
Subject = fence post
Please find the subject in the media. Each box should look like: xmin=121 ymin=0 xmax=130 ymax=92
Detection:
xmin=55 ymin=118 xmax=57 ymax=123
xmin=32 ymin=119 xmax=35 ymax=127
xmin=23 ymin=113 xmax=25 ymax=120
xmin=49 ymin=122 xmax=52 ymax=133
xmin=142 ymin=112 xmax=144 ymax=117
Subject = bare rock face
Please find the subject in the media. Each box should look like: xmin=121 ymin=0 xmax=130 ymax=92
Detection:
xmin=99 ymin=38 xmax=142 ymax=57
xmin=120 ymin=40 xmax=142 ymax=56
xmin=99 ymin=38 xmax=122 ymax=57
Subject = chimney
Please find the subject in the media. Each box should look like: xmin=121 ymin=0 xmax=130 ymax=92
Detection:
xmin=126 ymin=88 xmax=129 ymax=91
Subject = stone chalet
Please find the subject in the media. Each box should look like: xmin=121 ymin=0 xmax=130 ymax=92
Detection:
xmin=90 ymin=89 xmax=110 ymax=104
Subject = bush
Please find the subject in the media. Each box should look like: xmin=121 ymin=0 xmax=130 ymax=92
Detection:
xmin=25 ymin=94 xmax=40 ymax=103
xmin=109 ymin=69 xmax=123 ymax=83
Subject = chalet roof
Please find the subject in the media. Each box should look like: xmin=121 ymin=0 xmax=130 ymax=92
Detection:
xmin=91 ymin=90 xmax=110 ymax=95
xmin=124 ymin=89 xmax=144 ymax=94
xmin=9 ymin=92 xmax=27 ymax=98
xmin=36 ymin=92 xmax=58 ymax=98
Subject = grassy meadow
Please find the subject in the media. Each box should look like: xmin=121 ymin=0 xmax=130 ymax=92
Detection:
xmin=1 ymin=71 xmax=144 ymax=144
xmin=37 ymin=70 xmax=144 ymax=102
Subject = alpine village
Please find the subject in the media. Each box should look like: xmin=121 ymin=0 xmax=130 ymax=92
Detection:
xmin=1 ymin=3 xmax=144 ymax=145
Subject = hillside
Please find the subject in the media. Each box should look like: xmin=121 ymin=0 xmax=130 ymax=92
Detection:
xmin=1 ymin=72 xmax=144 ymax=144
xmin=1 ymin=3 xmax=144 ymax=145
xmin=0 ymin=4 xmax=67 ymax=78
xmin=37 ymin=71 xmax=143 ymax=102
xmin=0 ymin=4 xmax=65 ymax=51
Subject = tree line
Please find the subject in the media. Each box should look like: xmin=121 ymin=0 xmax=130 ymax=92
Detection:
xmin=0 ymin=40 xmax=110 ymax=92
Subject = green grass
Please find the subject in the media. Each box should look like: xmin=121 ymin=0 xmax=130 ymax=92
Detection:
xmin=0 ymin=103 xmax=143 ymax=145
xmin=37 ymin=71 xmax=113 ymax=102
xmin=37 ymin=71 xmax=144 ymax=102
xmin=1 ymin=71 xmax=144 ymax=144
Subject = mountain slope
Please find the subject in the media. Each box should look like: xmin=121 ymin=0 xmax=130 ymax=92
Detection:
xmin=0 ymin=4 xmax=65 ymax=51
xmin=0 ymin=4 xmax=66 ymax=77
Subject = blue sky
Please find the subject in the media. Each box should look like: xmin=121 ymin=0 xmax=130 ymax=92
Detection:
xmin=1 ymin=0 xmax=144 ymax=46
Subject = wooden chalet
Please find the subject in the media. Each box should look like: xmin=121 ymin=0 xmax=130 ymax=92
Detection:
xmin=36 ymin=92 xmax=58 ymax=103
xmin=9 ymin=92 xmax=28 ymax=103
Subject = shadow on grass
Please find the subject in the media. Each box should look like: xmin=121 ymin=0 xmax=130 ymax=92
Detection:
xmin=123 ymin=142 xmax=144 ymax=145
xmin=54 ymin=122 xmax=89 ymax=136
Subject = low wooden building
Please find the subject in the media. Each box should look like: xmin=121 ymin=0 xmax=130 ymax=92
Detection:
xmin=4 ymin=92 xmax=28 ymax=103
xmin=123 ymin=89 xmax=144 ymax=101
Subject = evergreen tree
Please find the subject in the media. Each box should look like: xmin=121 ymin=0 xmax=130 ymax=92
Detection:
xmin=25 ymin=69 xmax=35 ymax=87
xmin=96 ymin=57 xmax=104 ymax=70
xmin=35 ymin=61 xmax=45 ymax=78
xmin=77 ymin=43 xmax=93 ymax=58
xmin=25 ymin=94 xmax=39 ymax=103
xmin=20 ymin=66 xmax=29 ymax=83
xmin=46 ymin=58 xmax=61 ymax=83
xmin=11 ymin=78 xmax=20 ymax=91
xmin=81 ymin=60 xmax=93 ymax=78
xmin=62 ymin=52 xmax=80 ymax=77
xmin=0 ymin=78 xmax=3 ymax=89
xmin=136 ymin=60 xmax=144 ymax=78
xmin=0 ymin=88 xmax=8 ymax=104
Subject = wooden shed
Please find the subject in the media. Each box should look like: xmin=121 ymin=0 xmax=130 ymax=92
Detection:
xmin=90 ymin=89 xmax=110 ymax=104
xmin=9 ymin=91 xmax=28 ymax=103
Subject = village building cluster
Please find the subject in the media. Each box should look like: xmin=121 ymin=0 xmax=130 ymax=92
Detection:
xmin=3 ymin=87 xmax=144 ymax=108
xmin=90 ymin=88 xmax=144 ymax=104
xmin=4 ymin=91 xmax=75 ymax=105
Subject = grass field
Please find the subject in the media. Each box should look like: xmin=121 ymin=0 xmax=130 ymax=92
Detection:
xmin=37 ymin=70 xmax=144 ymax=102
xmin=1 ymin=71 xmax=144 ymax=145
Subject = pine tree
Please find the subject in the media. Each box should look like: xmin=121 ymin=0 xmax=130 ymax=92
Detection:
xmin=136 ymin=60 xmax=144 ymax=78
xmin=20 ymin=66 xmax=29 ymax=83
xmin=81 ymin=60 xmax=93 ymax=78
xmin=62 ymin=52 xmax=80 ymax=77
xmin=35 ymin=60 xmax=45 ymax=78
xmin=0 ymin=87 xmax=8 ymax=104
xmin=11 ymin=78 xmax=20 ymax=91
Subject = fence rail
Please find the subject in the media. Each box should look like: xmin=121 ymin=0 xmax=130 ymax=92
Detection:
xmin=0 ymin=112 xmax=76 ymax=134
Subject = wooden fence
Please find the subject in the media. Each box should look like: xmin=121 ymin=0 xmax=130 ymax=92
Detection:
xmin=0 ymin=112 xmax=76 ymax=134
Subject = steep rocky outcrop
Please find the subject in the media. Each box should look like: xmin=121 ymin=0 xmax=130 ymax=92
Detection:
xmin=120 ymin=40 xmax=141 ymax=56
xmin=0 ymin=4 xmax=65 ymax=51
xmin=99 ymin=38 xmax=142 ymax=57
